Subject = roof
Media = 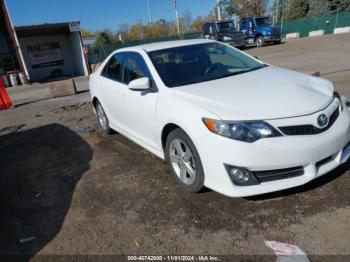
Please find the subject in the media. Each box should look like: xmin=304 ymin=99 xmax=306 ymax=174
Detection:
xmin=83 ymin=38 xmax=96 ymax=46
xmin=15 ymin=21 xmax=80 ymax=38
xmin=119 ymin=39 xmax=216 ymax=52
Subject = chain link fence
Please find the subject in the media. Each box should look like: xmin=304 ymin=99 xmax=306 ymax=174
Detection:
xmin=282 ymin=10 xmax=350 ymax=38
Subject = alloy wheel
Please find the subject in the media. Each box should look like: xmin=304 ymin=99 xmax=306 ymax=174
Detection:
xmin=96 ymin=104 xmax=108 ymax=130
xmin=169 ymin=138 xmax=196 ymax=185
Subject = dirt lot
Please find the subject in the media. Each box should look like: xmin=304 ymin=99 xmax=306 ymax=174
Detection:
xmin=1 ymin=34 xmax=350 ymax=261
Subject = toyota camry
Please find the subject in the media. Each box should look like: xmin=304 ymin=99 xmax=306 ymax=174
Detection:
xmin=89 ymin=39 xmax=350 ymax=197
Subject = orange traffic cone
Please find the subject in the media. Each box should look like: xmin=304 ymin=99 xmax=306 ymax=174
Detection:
xmin=0 ymin=76 xmax=12 ymax=110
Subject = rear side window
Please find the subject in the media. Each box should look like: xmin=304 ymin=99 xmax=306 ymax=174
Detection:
xmin=123 ymin=52 xmax=152 ymax=84
xmin=102 ymin=53 xmax=124 ymax=81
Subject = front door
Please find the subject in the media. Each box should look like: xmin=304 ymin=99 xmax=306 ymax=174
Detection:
xmin=117 ymin=52 xmax=160 ymax=150
xmin=98 ymin=52 xmax=126 ymax=129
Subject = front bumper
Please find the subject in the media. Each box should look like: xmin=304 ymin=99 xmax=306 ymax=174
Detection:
xmin=194 ymin=104 xmax=350 ymax=197
xmin=224 ymin=39 xmax=246 ymax=47
xmin=263 ymin=35 xmax=282 ymax=42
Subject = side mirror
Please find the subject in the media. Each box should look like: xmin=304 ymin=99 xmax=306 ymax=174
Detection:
xmin=249 ymin=21 xmax=255 ymax=29
xmin=129 ymin=77 xmax=150 ymax=91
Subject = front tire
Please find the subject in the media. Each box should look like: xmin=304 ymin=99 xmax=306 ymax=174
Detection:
xmin=256 ymin=36 xmax=265 ymax=47
xmin=166 ymin=128 xmax=205 ymax=193
xmin=95 ymin=100 xmax=112 ymax=134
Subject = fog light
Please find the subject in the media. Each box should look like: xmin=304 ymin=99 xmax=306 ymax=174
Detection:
xmin=224 ymin=164 xmax=260 ymax=186
xmin=230 ymin=168 xmax=250 ymax=182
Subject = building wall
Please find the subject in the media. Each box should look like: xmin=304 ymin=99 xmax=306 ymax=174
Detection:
xmin=18 ymin=32 xmax=87 ymax=82
xmin=0 ymin=32 xmax=10 ymax=54
xmin=68 ymin=32 xmax=89 ymax=76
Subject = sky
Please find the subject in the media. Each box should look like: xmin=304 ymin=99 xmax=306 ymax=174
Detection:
xmin=5 ymin=0 xmax=218 ymax=31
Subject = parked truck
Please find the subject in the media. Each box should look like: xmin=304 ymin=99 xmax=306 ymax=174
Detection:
xmin=240 ymin=16 xmax=282 ymax=47
xmin=202 ymin=20 xmax=246 ymax=48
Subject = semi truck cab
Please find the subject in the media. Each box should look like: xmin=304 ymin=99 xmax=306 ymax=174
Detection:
xmin=240 ymin=16 xmax=282 ymax=47
xmin=203 ymin=20 xmax=246 ymax=48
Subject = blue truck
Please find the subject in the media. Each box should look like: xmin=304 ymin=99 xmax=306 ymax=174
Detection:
xmin=202 ymin=20 xmax=246 ymax=49
xmin=240 ymin=16 xmax=282 ymax=47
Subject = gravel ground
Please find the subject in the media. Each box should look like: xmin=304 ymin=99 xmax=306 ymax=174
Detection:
xmin=0 ymin=34 xmax=349 ymax=261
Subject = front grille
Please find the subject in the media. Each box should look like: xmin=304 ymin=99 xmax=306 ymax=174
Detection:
xmin=252 ymin=166 xmax=304 ymax=183
xmin=279 ymin=107 xmax=340 ymax=136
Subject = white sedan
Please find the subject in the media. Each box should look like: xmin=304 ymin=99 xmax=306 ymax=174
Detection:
xmin=89 ymin=39 xmax=350 ymax=197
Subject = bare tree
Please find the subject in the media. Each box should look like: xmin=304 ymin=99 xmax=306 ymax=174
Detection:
xmin=182 ymin=11 xmax=193 ymax=33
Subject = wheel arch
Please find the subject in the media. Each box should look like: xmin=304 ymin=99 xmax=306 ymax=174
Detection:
xmin=255 ymin=33 xmax=264 ymax=40
xmin=92 ymin=97 xmax=99 ymax=107
xmin=161 ymin=123 xmax=181 ymax=152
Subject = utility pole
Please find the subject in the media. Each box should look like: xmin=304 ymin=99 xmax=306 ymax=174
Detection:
xmin=147 ymin=0 xmax=153 ymax=24
xmin=173 ymin=0 xmax=180 ymax=37
xmin=217 ymin=0 xmax=221 ymax=21
xmin=275 ymin=0 xmax=279 ymax=24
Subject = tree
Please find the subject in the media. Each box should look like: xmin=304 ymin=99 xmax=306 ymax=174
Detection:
xmin=216 ymin=0 xmax=230 ymax=20
xmin=285 ymin=0 xmax=310 ymax=21
xmin=94 ymin=29 xmax=113 ymax=48
xmin=182 ymin=11 xmax=193 ymax=33
xmin=206 ymin=10 xmax=217 ymax=22
xmin=308 ymin=0 xmax=332 ymax=16
xmin=144 ymin=24 xmax=168 ymax=39
xmin=192 ymin=16 xmax=205 ymax=32
xmin=128 ymin=20 xmax=146 ymax=41
xmin=116 ymin=24 xmax=131 ymax=42
xmin=169 ymin=19 xmax=185 ymax=37
xmin=308 ymin=0 xmax=350 ymax=16
xmin=271 ymin=0 xmax=292 ymax=23
xmin=225 ymin=0 xmax=268 ymax=17
xmin=81 ymin=28 xmax=95 ymax=38
xmin=333 ymin=0 xmax=350 ymax=11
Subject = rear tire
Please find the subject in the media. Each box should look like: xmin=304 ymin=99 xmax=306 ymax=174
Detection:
xmin=95 ymin=100 xmax=112 ymax=135
xmin=166 ymin=128 xmax=205 ymax=193
xmin=256 ymin=36 xmax=265 ymax=47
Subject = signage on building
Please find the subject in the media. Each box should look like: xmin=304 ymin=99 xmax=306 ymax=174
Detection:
xmin=27 ymin=42 xmax=64 ymax=69
xmin=69 ymin=22 xmax=80 ymax=32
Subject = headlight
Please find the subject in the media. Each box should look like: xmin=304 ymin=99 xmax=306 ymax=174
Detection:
xmin=337 ymin=92 xmax=350 ymax=108
xmin=203 ymin=118 xmax=282 ymax=143
xmin=223 ymin=36 xmax=232 ymax=41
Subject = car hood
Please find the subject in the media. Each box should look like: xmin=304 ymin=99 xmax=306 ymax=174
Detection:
xmin=172 ymin=66 xmax=334 ymax=120
xmin=256 ymin=25 xmax=276 ymax=31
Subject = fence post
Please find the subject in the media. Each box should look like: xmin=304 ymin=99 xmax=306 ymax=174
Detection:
xmin=334 ymin=8 xmax=339 ymax=30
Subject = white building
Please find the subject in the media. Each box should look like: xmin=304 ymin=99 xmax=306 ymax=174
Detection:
xmin=0 ymin=0 xmax=89 ymax=84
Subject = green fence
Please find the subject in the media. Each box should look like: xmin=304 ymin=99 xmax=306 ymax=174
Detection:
xmin=282 ymin=10 xmax=350 ymax=38
xmin=93 ymin=32 xmax=201 ymax=61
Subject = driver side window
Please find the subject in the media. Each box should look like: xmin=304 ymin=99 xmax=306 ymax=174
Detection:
xmin=102 ymin=53 xmax=124 ymax=82
xmin=122 ymin=52 xmax=152 ymax=85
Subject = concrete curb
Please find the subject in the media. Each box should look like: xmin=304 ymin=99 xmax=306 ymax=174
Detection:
xmin=309 ymin=30 xmax=325 ymax=37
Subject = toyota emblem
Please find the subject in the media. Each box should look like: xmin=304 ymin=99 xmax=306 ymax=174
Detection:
xmin=317 ymin=114 xmax=329 ymax=127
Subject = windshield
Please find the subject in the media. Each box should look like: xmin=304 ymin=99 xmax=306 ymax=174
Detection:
xmin=255 ymin=17 xmax=272 ymax=26
xmin=217 ymin=22 xmax=236 ymax=32
xmin=148 ymin=42 xmax=264 ymax=87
